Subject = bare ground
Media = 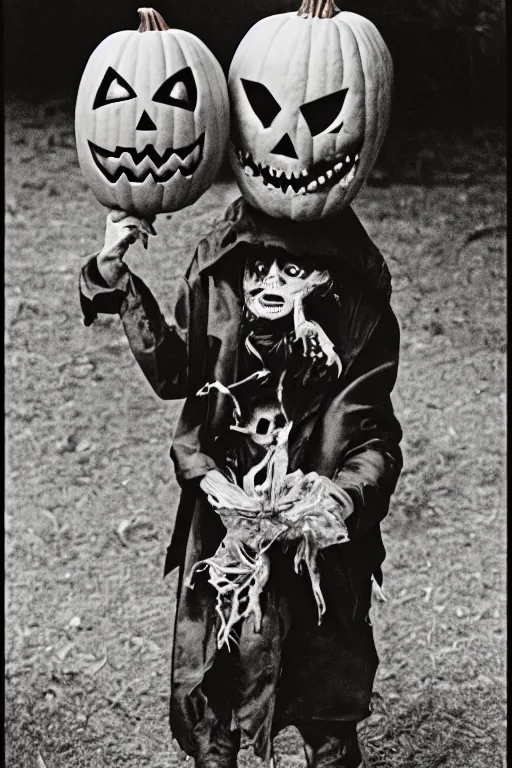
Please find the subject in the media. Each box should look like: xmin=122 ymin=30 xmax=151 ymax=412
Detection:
xmin=5 ymin=100 xmax=506 ymax=768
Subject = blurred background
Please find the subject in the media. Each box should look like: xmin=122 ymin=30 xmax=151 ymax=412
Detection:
xmin=5 ymin=0 xmax=506 ymax=172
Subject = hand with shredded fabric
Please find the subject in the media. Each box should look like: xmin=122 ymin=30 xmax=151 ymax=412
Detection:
xmin=97 ymin=210 xmax=157 ymax=287
xmin=293 ymin=294 xmax=342 ymax=375
xmin=299 ymin=471 xmax=355 ymax=521
xmin=200 ymin=469 xmax=261 ymax=514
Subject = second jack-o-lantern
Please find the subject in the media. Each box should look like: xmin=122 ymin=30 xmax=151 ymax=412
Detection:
xmin=75 ymin=8 xmax=229 ymax=219
xmin=228 ymin=0 xmax=393 ymax=221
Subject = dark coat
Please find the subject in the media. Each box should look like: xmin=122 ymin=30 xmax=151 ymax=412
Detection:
xmin=80 ymin=197 xmax=403 ymax=759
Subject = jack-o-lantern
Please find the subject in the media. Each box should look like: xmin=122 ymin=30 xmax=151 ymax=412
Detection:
xmin=75 ymin=8 xmax=229 ymax=219
xmin=228 ymin=0 xmax=393 ymax=221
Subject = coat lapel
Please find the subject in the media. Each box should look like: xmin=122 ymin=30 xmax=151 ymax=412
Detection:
xmin=287 ymin=372 xmax=334 ymax=471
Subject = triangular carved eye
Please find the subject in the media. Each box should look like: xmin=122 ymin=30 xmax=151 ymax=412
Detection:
xmin=153 ymin=67 xmax=197 ymax=110
xmin=93 ymin=67 xmax=137 ymax=109
xmin=300 ymin=88 xmax=348 ymax=136
xmin=241 ymin=79 xmax=281 ymax=128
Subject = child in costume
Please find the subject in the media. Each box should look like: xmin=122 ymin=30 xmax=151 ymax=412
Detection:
xmin=79 ymin=2 xmax=401 ymax=766
xmin=79 ymin=196 xmax=402 ymax=768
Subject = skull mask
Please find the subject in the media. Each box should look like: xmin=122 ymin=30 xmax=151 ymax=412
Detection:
xmin=243 ymin=252 xmax=331 ymax=321
xmin=232 ymin=402 xmax=288 ymax=447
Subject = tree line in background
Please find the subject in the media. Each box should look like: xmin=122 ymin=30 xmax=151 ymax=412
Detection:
xmin=5 ymin=0 xmax=505 ymax=128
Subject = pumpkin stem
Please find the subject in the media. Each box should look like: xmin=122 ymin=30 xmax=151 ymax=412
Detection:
xmin=297 ymin=0 xmax=340 ymax=18
xmin=137 ymin=7 xmax=170 ymax=31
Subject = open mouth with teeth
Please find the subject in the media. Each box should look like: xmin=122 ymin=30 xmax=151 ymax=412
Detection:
xmin=257 ymin=294 xmax=286 ymax=313
xmin=88 ymin=134 xmax=204 ymax=183
xmin=236 ymin=146 xmax=361 ymax=195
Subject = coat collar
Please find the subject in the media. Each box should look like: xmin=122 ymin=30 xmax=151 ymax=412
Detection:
xmin=195 ymin=197 xmax=393 ymax=300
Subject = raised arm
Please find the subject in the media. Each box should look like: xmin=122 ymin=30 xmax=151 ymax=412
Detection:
xmin=79 ymin=211 xmax=199 ymax=400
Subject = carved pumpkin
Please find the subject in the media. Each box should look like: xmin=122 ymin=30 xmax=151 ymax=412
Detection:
xmin=227 ymin=0 xmax=393 ymax=221
xmin=75 ymin=8 xmax=229 ymax=219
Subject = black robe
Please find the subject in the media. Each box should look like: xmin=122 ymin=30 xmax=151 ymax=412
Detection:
xmin=79 ymin=198 xmax=403 ymax=761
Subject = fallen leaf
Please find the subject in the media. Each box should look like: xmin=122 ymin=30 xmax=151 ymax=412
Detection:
xmin=5 ymin=297 xmax=22 ymax=327
xmin=73 ymin=363 xmax=95 ymax=378
xmin=145 ymin=639 xmax=162 ymax=654
xmin=6 ymin=197 xmax=17 ymax=213
xmin=75 ymin=439 xmax=92 ymax=453
xmin=37 ymin=754 xmax=49 ymax=768
xmin=55 ymin=641 xmax=75 ymax=661
xmin=461 ymin=223 xmax=506 ymax=249
xmin=117 ymin=519 xmax=132 ymax=547
xmin=83 ymin=652 xmax=108 ymax=676
xmin=40 ymin=508 xmax=59 ymax=534
xmin=56 ymin=433 xmax=78 ymax=454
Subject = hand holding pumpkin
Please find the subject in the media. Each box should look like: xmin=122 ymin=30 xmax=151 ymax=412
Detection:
xmin=97 ymin=210 xmax=156 ymax=287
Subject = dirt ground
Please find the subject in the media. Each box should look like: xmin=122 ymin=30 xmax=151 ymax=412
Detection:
xmin=5 ymin=100 xmax=506 ymax=768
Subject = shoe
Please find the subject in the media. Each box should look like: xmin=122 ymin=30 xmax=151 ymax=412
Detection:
xmin=305 ymin=731 xmax=363 ymax=768
xmin=195 ymin=722 xmax=240 ymax=768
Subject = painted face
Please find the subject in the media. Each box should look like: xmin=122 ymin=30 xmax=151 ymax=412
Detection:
xmin=243 ymin=253 xmax=330 ymax=320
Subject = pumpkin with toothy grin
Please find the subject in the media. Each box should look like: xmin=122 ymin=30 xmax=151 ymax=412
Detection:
xmin=234 ymin=147 xmax=360 ymax=195
xmin=227 ymin=0 xmax=393 ymax=220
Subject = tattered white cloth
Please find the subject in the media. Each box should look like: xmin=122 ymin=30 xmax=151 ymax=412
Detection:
xmin=187 ymin=424 xmax=352 ymax=649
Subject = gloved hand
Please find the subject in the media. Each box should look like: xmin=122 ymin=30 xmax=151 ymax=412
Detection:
xmin=97 ymin=210 xmax=157 ymax=287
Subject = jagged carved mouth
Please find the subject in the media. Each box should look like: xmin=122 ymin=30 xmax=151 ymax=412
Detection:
xmin=88 ymin=134 xmax=204 ymax=183
xmin=235 ymin=146 xmax=361 ymax=195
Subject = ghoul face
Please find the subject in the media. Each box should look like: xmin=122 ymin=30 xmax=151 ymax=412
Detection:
xmin=243 ymin=252 xmax=330 ymax=320
xmin=228 ymin=7 xmax=393 ymax=220
xmin=75 ymin=8 xmax=229 ymax=219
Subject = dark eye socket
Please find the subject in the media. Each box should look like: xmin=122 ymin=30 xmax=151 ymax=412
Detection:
xmin=300 ymin=88 xmax=348 ymax=136
xmin=93 ymin=67 xmax=137 ymax=109
xmin=253 ymin=259 xmax=271 ymax=278
xmin=241 ymin=79 xmax=281 ymax=128
xmin=153 ymin=67 xmax=197 ymax=110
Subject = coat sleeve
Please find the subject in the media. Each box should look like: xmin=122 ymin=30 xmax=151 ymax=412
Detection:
xmin=79 ymin=253 xmax=203 ymax=400
xmin=325 ymin=300 xmax=403 ymax=542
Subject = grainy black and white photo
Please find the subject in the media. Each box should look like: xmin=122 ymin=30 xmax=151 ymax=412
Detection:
xmin=5 ymin=1 xmax=506 ymax=767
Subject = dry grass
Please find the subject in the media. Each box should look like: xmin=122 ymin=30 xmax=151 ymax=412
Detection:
xmin=5 ymin=100 xmax=506 ymax=768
